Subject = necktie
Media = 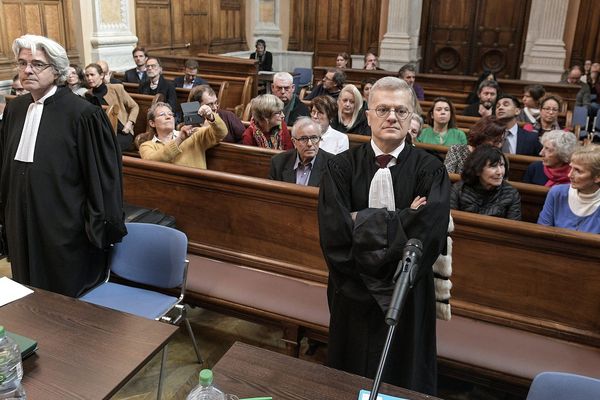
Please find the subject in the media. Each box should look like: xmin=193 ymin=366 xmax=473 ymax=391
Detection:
xmin=502 ymin=131 xmax=512 ymax=154
xmin=376 ymin=154 xmax=393 ymax=168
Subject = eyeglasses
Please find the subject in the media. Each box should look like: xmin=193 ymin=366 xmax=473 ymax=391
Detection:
xmin=541 ymin=107 xmax=559 ymax=113
xmin=205 ymin=101 xmax=218 ymax=109
xmin=271 ymin=110 xmax=285 ymax=117
xmin=156 ymin=111 xmax=174 ymax=118
xmin=310 ymin=109 xmax=324 ymax=117
xmin=15 ymin=60 xmax=54 ymax=73
xmin=371 ymin=105 xmax=411 ymax=120
xmin=293 ymin=135 xmax=321 ymax=145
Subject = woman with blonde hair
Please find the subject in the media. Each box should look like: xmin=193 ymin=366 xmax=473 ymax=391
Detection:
xmin=331 ymin=84 xmax=371 ymax=135
xmin=242 ymin=94 xmax=293 ymax=149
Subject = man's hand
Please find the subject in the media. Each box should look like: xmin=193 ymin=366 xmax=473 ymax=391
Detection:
xmin=410 ymin=196 xmax=427 ymax=210
xmin=478 ymin=104 xmax=492 ymax=117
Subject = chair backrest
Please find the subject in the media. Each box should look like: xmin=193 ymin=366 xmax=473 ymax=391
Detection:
xmin=572 ymin=106 xmax=589 ymax=129
xmin=527 ymin=372 xmax=600 ymax=400
xmin=594 ymin=108 xmax=600 ymax=131
xmin=293 ymin=67 xmax=312 ymax=94
xmin=110 ymin=223 xmax=188 ymax=289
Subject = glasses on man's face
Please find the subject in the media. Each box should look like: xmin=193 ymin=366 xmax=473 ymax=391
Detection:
xmin=293 ymin=135 xmax=321 ymax=145
xmin=372 ymin=105 xmax=411 ymax=120
xmin=15 ymin=60 xmax=54 ymax=74
xmin=541 ymin=107 xmax=559 ymax=113
xmin=205 ymin=101 xmax=218 ymax=109
xmin=310 ymin=109 xmax=324 ymax=118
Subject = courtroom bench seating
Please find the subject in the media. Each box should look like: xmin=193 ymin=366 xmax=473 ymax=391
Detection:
xmin=122 ymin=156 xmax=600 ymax=396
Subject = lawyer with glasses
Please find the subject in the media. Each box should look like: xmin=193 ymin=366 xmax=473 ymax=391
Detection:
xmin=269 ymin=117 xmax=333 ymax=186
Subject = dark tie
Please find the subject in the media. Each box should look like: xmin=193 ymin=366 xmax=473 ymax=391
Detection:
xmin=376 ymin=154 xmax=394 ymax=168
xmin=502 ymin=130 xmax=512 ymax=153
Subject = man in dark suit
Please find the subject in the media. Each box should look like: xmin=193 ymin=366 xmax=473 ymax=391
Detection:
xmin=463 ymin=80 xmax=500 ymax=117
xmin=495 ymin=94 xmax=542 ymax=156
xmin=138 ymin=57 xmax=178 ymax=114
xmin=123 ymin=46 xmax=148 ymax=83
xmin=269 ymin=117 xmax=333 ymax=187
xmin=272 ymin=72 xmax=309 ymax=126
xmin=173 ymin=59 xmax=207 ymax=88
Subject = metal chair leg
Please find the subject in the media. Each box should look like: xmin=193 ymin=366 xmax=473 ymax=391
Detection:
xmin=184 ymin=313 xmax=203 ymax=364
xmin=157 ymin=344 xmax=168 ymax=400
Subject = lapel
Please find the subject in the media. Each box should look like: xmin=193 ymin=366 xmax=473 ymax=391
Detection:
xmin=307 ymin=151 xmax=325 ymax=186
xmin=282 ymin=151 xmax=298 ymax=184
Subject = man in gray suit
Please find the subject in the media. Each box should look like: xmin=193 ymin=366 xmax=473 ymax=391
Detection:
xmin=269 ymin=117 xmax=333 ymax=187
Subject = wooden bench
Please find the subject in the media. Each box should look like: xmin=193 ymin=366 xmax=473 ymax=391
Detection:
xmin=122 ymin=156 xmax=600 ymax=396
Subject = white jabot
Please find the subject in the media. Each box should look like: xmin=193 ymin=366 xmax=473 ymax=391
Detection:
xmin=568 ymin=186 xmax=600 ymax=217
xmin=368 ymin=140 xmax=405 ymax=211
xmin=320 ymin=126 xmax=349 ymax=155
xmin=14 ymin=86 xmax=57 ymax=163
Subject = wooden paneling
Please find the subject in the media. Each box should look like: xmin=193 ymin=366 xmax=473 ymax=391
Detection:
xmin=570 ymin=0 xmax=600 ymax=67
xmin=134 ymin=0 xmax=245 ymax=54
xmin=420 ymin=0 xmax=530 ymax=79
xmin=0 ymin=0 xmax=79 ymax=80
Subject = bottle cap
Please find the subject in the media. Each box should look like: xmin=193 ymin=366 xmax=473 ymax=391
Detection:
xmin=199 ymin=369 xmax=213 ymax=385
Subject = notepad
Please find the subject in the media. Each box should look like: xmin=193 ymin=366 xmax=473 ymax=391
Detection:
xmin=358 ymin=389 xmax=407 ymax=400
xmin=7 ymin=331 xmax=38 ymax=359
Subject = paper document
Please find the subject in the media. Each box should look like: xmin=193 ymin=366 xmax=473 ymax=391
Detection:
xmin=358 ymin=389 xmax=407 ymax=400
xmin=0 ymin=277 xmax=33 ymax=306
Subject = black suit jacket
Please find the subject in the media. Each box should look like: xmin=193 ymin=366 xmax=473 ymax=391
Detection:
xmin=516 ymin=126 xmax=542 ymax=156
xmin=269 ymin=149 xmax=334 ymax=187
xmin=173 ymin=76 xmax=208 ymax=88
xmin=138 ymin=75 xmax=178 ymax=113
xmin=249 ymin=51 xmax=273 ymax=71
xmin=123 ymin=68 xmax=147 ymax=84
xmin=285 ymin=95 xmax=310 ymax=126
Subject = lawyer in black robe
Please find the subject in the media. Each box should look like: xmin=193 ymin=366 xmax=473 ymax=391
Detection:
xmin=318 ymin=78 xmax=450 ymax=395
xmin=0 ymin=87 xmax=127 ymax=297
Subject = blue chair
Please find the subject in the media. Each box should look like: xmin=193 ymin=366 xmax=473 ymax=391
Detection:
xmin=80 ymin=222 xmax=201 ymax=399
xmin=526 ymin=372 xmax=600 ymax=400
xmin=572 ymin=105 xmax=589 ymax=140
xmin=292 ymin=67 xmax=313 ymax=95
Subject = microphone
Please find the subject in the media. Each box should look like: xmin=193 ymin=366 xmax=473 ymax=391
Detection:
xmin=385 ymin=238 xmax=423 ymax=326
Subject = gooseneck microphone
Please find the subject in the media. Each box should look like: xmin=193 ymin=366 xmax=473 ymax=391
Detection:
xmin=386 ymin=238 xmax=423 ymax=326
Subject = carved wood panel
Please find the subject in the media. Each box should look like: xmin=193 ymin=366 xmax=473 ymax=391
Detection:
xmin=570 ymin=0 xmax=600 ymax=68
xmin=421 ymin=0 xmax=530 ymax=78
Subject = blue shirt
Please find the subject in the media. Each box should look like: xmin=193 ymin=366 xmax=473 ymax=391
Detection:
xmin=538 ymin=184 xmax=600 ymax=233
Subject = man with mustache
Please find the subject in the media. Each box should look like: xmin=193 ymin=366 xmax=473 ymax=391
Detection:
xmin=463 ymin=80 xmax=500 ymax=117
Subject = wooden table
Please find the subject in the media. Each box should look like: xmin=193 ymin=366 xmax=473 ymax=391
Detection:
xmin=213 ymin=342 xmax=441 ymax=400
xmin=0 ymin=289 xmax=178 ymax=399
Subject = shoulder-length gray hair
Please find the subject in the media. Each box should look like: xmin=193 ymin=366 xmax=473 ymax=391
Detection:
xmin=12 ymin=34 xmax=69 ymax=85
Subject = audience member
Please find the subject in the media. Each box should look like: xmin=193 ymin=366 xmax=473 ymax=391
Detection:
xmin=583 ymin=59 xmax=592 ymax=82
xmin=466 ymin=70 xmax=496 ymax=104
xmin=462 ymin=80 xmax=499 ymax=117
xmin=417 ymin=97 xmax=466 ymax=146
xmin=242 ymin=94 xmax=292 ymax=150
xmin=66 ymin=64 xmax=87 ymax=96
xmin=496 ymin=94 xmax=542 ymax=156
xmin=588 ymin=69 xmax=599 ymax=124
xmin=517 ymin=84 xmax=545 ymax=124
xmin=408 ymin=113 xmax=424 ymax=144
xmin=138 ymin=57 xmax=178 ymax=113
xmin=538 ymin=144 xmax=600 ymax=233
xmin=269 ymin=117 xmax=334 ymax=187
xmin=360 ymin=77 xmax=377 ymax=106
xmin=304 ymin=68 xmax=345 ymax=101
xmin=451 ymin=145 xmax=521 ymax=220
xmin=173 ymin=59 xmax=207 ymax=88
xmin=249 ymin=39 xmax=273 ymax=72
xmin=524 ymin=94 xmax=564 ymax=136
xmin=309 ymin=95 xmax=348 ymax=154
xmin=271 ymin=71 xmax=309 ymax=126
xmin=97 ymin=60 xmax=121 ymax=84
xmin=138 ymin=102 xmax=226 ymax=168
xmin=363 ymin=50 xmax=381 ymax=70
xmin=523 ymin=130 xmax=578 ymax=187
xmin=445 ymin=115 xmax=506 ymax=174
xmin=188 ymin=85 xmax=245 ymax=143
xmin=84 ymin=63 xmax=139 ymax=151
xmin=10 ymin=74 xmax=28 ymax=96
xmin=123 ymin=46 xmax=148 ymax=83
xmin=331 ymin=84 xmax=370 ymax=135
xmin=398 ymin=64 xmax=424 ymax=100
xmin=336 ymin=52 xmax=350 ymax=69
xmin=561 ymin=66 xmax=591 ymax=109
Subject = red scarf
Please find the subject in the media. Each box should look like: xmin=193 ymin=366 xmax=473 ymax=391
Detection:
xmin=543 ymin=164 xmax=570 ymax=187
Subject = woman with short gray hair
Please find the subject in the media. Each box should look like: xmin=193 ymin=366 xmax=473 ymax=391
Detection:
xmin=242 ymin=94 xmax=292 ymax=149
xmin=523 ymin=130 xmax=579 ymax=187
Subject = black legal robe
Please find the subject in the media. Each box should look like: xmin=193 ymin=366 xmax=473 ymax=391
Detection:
xmin=318 ymin=142 xmax=450 ymax=395
xmin=0 ymin=87 xmax=127 ymax=297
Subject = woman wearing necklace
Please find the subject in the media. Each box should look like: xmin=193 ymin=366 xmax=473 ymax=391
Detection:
xmin=417 ymin=97 xmax=467 ymax=146
xmin=242 ymin=94 xmax=292 ymax=150
xmin=138 ymin=102 xmax=227 ymax=168
xmin=523 ymin=130 xmax=578 ymax=187
xmin=538 ymin=145 xmax=600 ymax=233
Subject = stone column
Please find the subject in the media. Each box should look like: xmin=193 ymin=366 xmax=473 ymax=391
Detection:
xmin=86 ymin=0 xmax=138 ymax=71
xmin=251 ymin=0 xmax=283 ymax=51
xmin=379 ymin=0 xmax=423 ymax=71
xmin=520 ymin=0 xmax=568 ymax=82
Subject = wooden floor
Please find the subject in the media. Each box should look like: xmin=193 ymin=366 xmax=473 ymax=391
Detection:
xmin=0 ymin=259 xmax=521 ymax=400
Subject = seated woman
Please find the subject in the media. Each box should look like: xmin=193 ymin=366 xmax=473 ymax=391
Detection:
xmin=408 ymin=114 xmax=424 ymax=145
xmin=336 ymin=52 xmax=350 ymax=69
xmin=66 ymin=64 xmax=87 ymax=96
xmin=524 ymin=94 xmax=563 ymax=136
xmin=417 ymin=97 xmax=467 ymax=146
xmin=310 ymin=95 xmax=348 ymax=154
xmin=330 ymin=84 xmax=371 ymax=135
xmin=84 ymin=63 xmax=139 ymax=151
xmin=242 ymin=94 xmax=293 ymax=150
xmin=249 ymin=39 xmax=272 ymax=72
xmin=450 ymin=145 xmax=521 ymax=220
xmin=523 ymin=130 xmax=578 ymax=186
xmin=138 ymin=102 xmax=227 ymax=168
xmin=360 ymin=77 xmax=377 ymax=108
xmin=445 ymin=115 xmax=506 ymax=174
xmin=517 ymin=84 xmax=545 ymax=124
xmin=538 ymin=145 xmax=600 ymax=233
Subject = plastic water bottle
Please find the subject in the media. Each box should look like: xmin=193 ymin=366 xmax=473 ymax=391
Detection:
xmin=186 ymin=369 xmax=225 ymax=400
xmin=0 ymin=326 xmax=26 ymax=399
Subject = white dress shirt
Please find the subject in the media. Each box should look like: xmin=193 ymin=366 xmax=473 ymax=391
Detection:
xmin=320 ymin=125 xmax=349 ymax=155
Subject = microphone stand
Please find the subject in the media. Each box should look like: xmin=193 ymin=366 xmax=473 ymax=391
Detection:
xmin=368 ymin=322 xmax=397 ymax=400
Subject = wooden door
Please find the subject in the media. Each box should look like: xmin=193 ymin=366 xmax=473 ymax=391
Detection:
xmin=421 ymin=0 xmax=530 ymax=78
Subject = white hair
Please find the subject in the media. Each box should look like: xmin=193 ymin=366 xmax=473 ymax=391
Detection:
xmin=540 ymin=130 xmax=579 ymax=164
xmin=273 ymin=72 xmax=294 ymax=85
xmin=291 ymin=117 xmax=321 ymax=138
xmin=12 ymin=34 xmax=69 ymax=85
